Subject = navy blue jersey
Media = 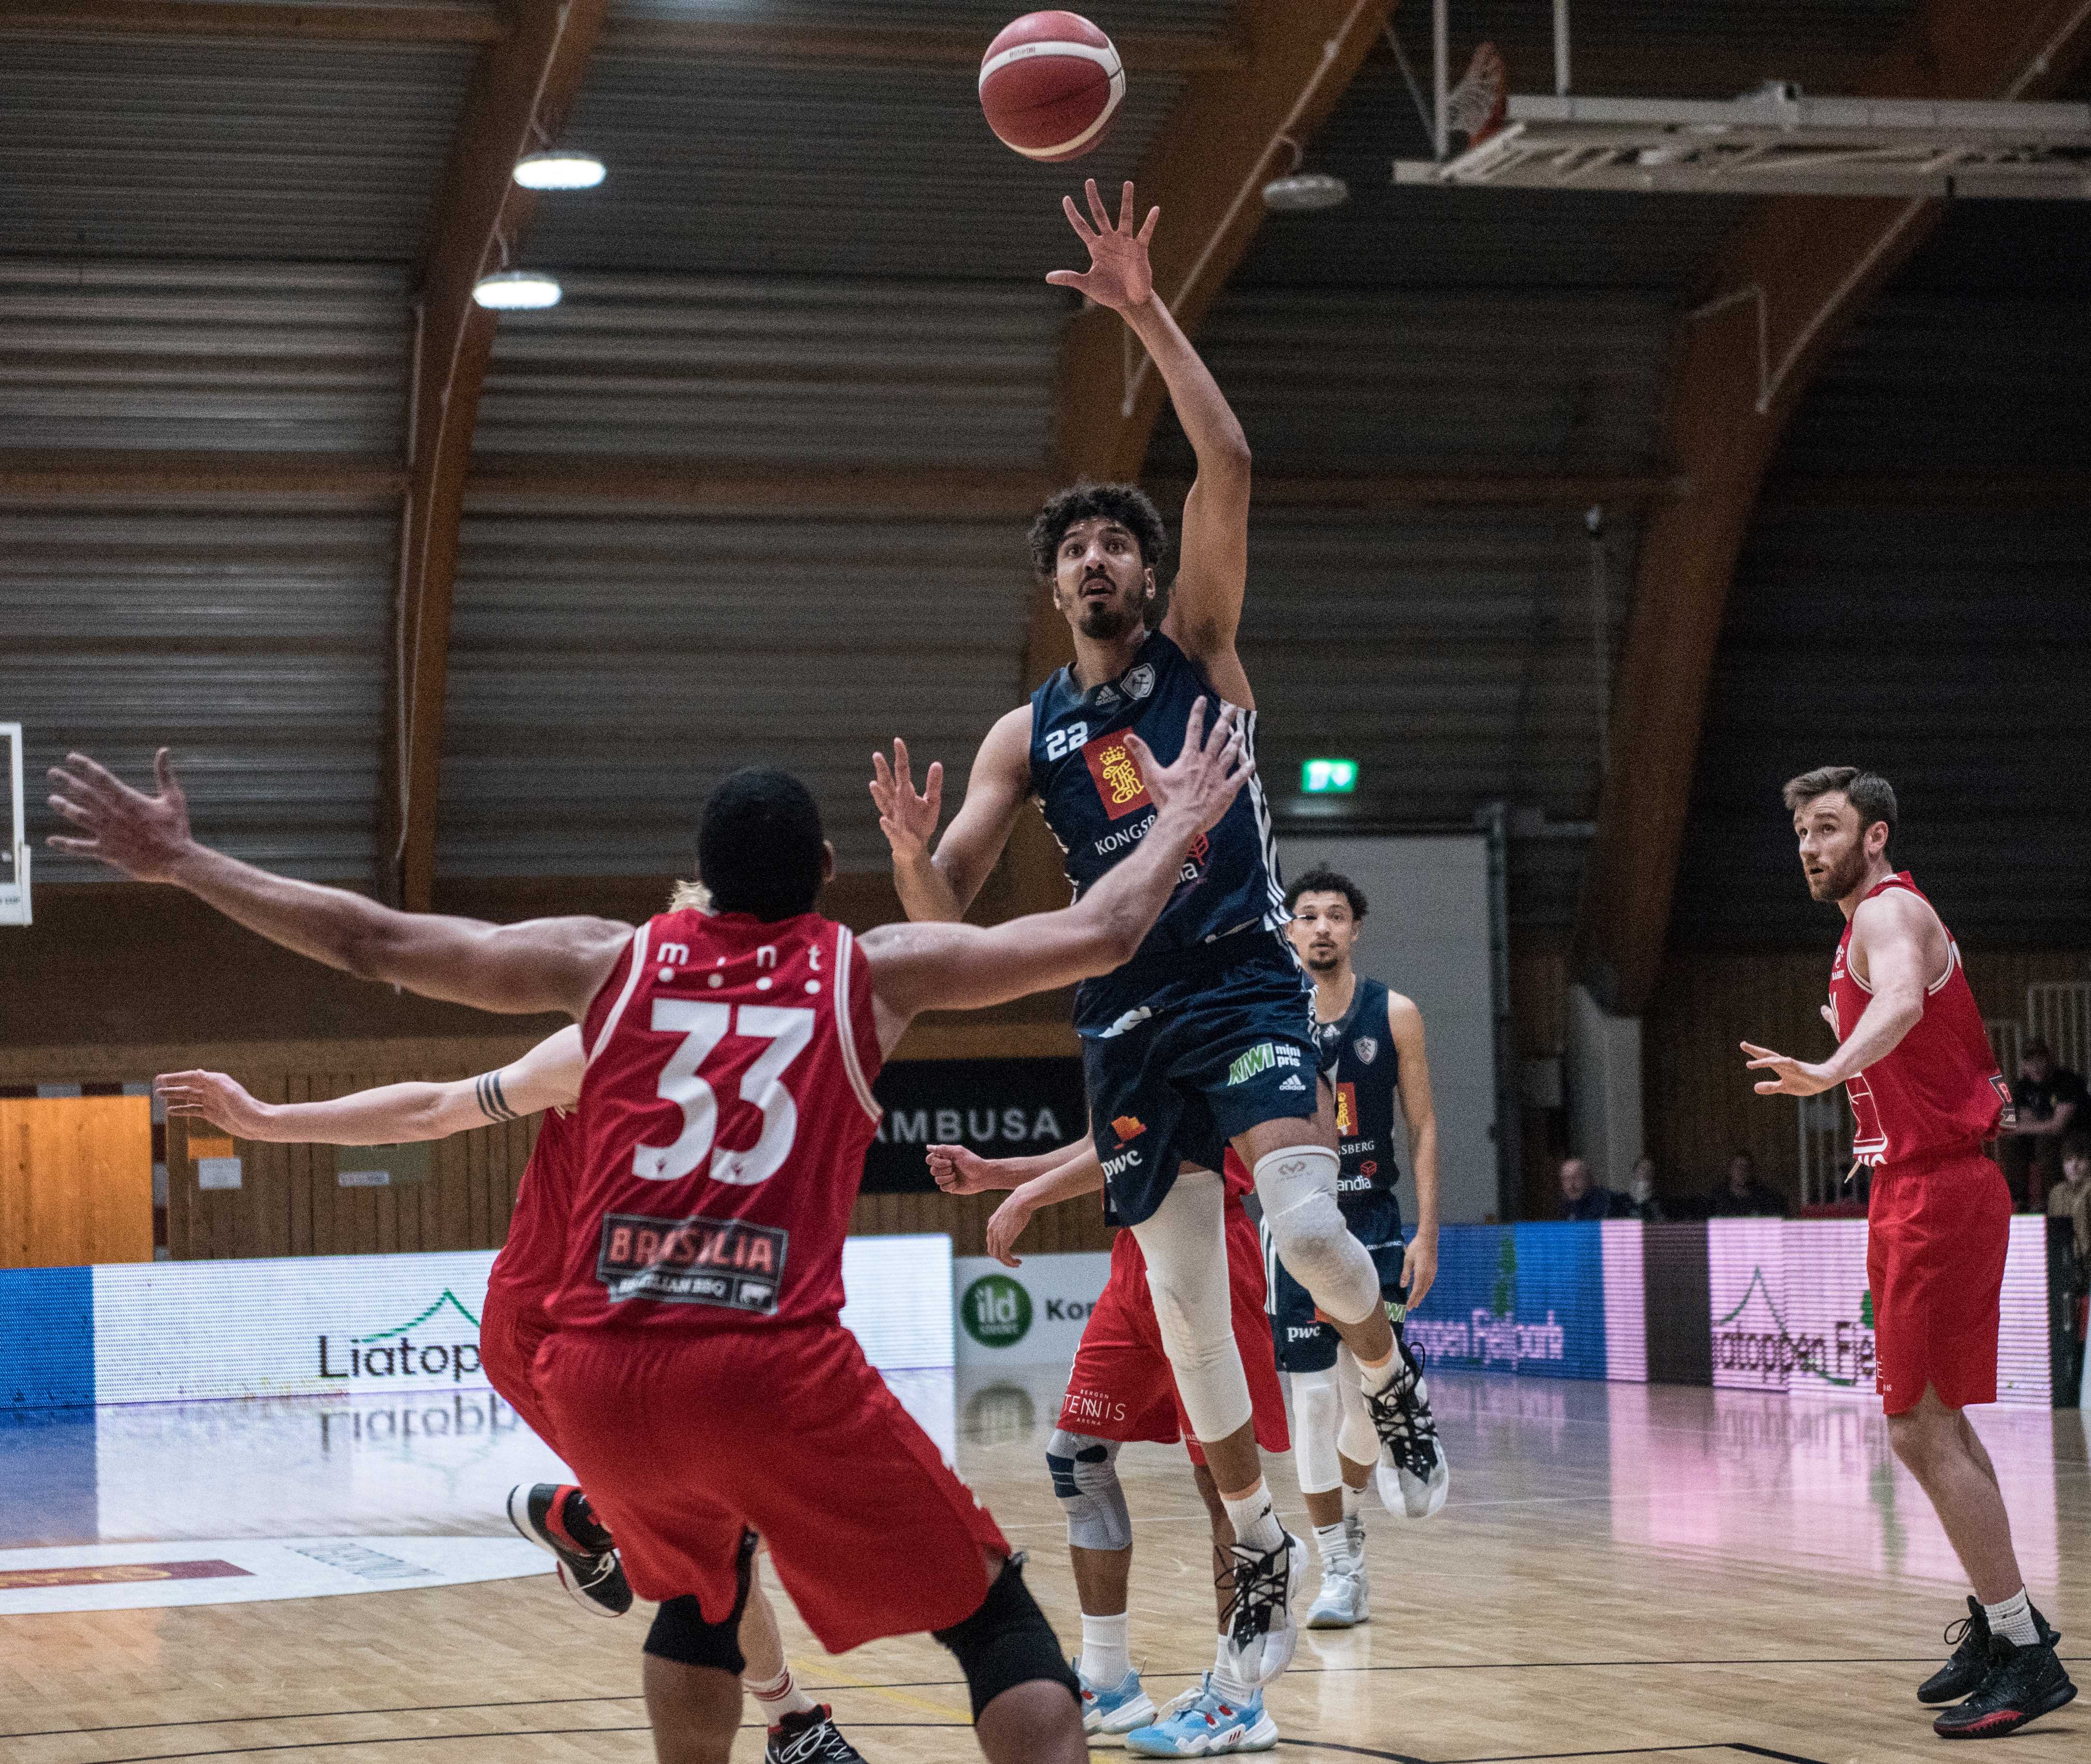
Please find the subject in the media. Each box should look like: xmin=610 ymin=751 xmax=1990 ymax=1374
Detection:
xmin=1318 ymin=976 xmax=1404 ymax=1228
xmin=1028 ymin=629 xmax=1285 ymax=982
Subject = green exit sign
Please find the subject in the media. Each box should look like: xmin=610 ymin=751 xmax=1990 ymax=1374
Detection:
xmin=1301 ymin=757 xmax=1358 ymax=794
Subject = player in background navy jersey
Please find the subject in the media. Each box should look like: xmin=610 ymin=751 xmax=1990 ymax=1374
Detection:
xmin=1272 ymin=867 xmax=1447 ymax=1635
xmin=869 ymin=179 xmax=1434 ymax=1695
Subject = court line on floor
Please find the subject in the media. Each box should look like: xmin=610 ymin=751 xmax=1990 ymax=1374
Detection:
xmin=14 ymin=1658 xmax=2087 ymax=1742
xmin=1280 ymin=1744 xmax=1826 ymax=1764
xmin=72 ymin=1722 xmax=977 ymax=1763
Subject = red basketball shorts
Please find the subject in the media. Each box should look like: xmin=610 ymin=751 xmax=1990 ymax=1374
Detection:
xmin=1056 ymin=1204 xmax=1289 ymax=1463
xmin=1866 ymin=1146 xmax=2011 ymax=1415
xmin=537 ymin=1321 xmax=1009 ymax=1653
xmin=480 ymin=1277 xmax=562 ymax=1455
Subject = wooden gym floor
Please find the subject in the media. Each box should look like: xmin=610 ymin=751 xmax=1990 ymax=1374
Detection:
xmin=3 ymin=1372 xmax=2085 ymax=1764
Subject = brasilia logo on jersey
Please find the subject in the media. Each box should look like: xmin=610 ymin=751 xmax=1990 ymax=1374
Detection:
xmin=961 ymin=1273 xmax=1033 ymax=1348
xmin=317 ymin=1289 xmax=483 ymax=1384
xmin=1081 ymin=732 xmax=1153 ymax=820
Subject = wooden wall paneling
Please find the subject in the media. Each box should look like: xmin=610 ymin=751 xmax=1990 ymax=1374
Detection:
xmin=0 ymin=1097 xmax=152 ymax=1267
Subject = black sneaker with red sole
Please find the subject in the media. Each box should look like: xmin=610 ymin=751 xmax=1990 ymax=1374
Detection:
xmin=1932 ymin=1632 xmax=2077 ymax=1739
xmin=1919 ymin=1597 xmax=2058 ymax=1705
xmin=507 ymin=1482 xmax=632 ymax=1619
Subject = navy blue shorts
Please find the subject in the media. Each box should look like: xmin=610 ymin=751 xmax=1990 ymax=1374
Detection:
xmin=1264 ymin=1195 xmax=1408 ymax=1374
xmin=1077 ymin=931 xmax=1319 ymax=1228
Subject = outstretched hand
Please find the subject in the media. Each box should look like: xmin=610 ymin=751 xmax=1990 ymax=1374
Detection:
xmin=1130 ymin=696 xmax=1252 ymax=835
xmin=1046 ymin=178 xmax=1158 ymax=313
xmin=868 ymin=739 xmax=942 ymax=862
xmin=927 ymin=1142 xmax=1003 ymax=1196
xmin=47 ymin=748 xmax=194 ymax=882
xmin=1741 ymin=1041 xmax=1838 ymax=1097
xmin=156 ymin=1070 xmax=273 ymax=1139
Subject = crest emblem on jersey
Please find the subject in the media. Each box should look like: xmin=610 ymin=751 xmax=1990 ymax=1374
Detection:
xmin=1124 ymin=663 xmax=1155 ymax=701
xmin=1353 ymin=1036 xmax=1378 ymax=1065
xmin=1081 ymin=731 xmax=1154 ymax=820
xmin=1335 ymin=1081 xmax=1358 ymax=1136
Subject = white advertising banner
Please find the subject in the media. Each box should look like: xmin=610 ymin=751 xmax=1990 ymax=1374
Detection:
xmin=90 ymin=1236 xmax=955 ymax=1405
xmin=952 ymin=1253 xmax=1113 ymax=1367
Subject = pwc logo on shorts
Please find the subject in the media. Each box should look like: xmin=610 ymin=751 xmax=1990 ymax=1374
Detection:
xmin=1081 ymin=731 xmax=1154 ymax=820
xmin=961 ymin=1273 xmax=1032 ymax=1348
xmin=596 ymin=1211 xmax=787 ymax=1314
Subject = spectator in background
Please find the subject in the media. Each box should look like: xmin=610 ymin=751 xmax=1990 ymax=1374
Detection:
xmin=1557 ymin=1155 xmax=1620 ymax=1222
xmin=1620 ymin=1154 xmax=1665 ymax=1223
xmin=2050 ymin=1134 xmax=2091 ymax=1258
xmin=1999 ymin=1037 xmax=2086 ymax=1211
xmin=1706 ymin=1149 xmax=1789 ymax=1218
xmin=2050 ymin=1135 xmax=2091 ymax=1410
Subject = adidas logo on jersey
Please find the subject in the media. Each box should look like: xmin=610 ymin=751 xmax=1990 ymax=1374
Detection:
xmin=1279 ymin=1074 xmax=1306 ymax=1092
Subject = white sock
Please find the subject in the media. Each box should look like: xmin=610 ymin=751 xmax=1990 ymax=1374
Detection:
xmin=1340 ymin=1481 xmax=1364 ymax=1523
xmin=1984 ymin=1587 xmax=2039 ymax=1647
xmin=746 ymin=1665 xmax=818 ymax=1721
xmin=1312 ymin=1520 xmax=1349 ymax=1569
xmin=1080 ymin=1610 xmax=1132 ymax=1686
xmin=1220 ymin=1479 xmax=1286 ymax=1555
xmin=1211 ymin=1633 xmax=1257 ymax=1706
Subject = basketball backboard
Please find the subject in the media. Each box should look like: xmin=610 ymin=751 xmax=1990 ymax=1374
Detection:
xmin=1 ymin=723 xmax=31 ymax=927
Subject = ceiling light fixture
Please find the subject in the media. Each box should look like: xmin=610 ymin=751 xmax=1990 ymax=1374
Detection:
xmin=513 ymin=151 xmax=606 ymax=191
xmin=1262 ymin=172 xmax=1351 ymax=211
xmin=471 ymin=270 xmax=562 ymax=311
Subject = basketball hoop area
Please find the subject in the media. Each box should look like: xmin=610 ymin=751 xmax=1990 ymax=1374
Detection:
xmin=1 ymin=722 xmax=29 ymax=928
xmin=1394 ymin=0 xmax=2091 ymax=199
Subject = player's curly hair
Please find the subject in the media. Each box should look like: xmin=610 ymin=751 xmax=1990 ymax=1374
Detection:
xmin=1027 ymin=482 xmax=1169 ymax=583
xmin=1285 ymin=866 xmax=1367 ymax=920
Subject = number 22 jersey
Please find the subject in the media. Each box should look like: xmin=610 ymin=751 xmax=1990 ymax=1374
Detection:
xmin=547 ymin=907 xmax=885 ymax=1335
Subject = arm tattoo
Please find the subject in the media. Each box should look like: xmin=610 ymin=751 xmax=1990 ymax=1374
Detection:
xmin=475 ymin=1070 xmax=519 ymax=1124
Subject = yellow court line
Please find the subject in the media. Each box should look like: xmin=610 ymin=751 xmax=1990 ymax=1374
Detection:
xmin=792 ymin=1656 xmax=972 ymax=1723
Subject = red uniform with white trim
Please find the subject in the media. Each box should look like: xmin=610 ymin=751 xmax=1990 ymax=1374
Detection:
xmin=1057 ymin=1150 xmax=1288 ymax=1461
xmin=537 ymin=907 xmax=1009 ymax=1652
xmin=1830 ymin=872 xmax=2013 ymax=1414
xmin=478 ymin=1106 xmax=576 ymax=1452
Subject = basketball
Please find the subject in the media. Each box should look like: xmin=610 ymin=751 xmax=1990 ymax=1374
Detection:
xmin=978 ymin=11 xmax=1126 ymax=162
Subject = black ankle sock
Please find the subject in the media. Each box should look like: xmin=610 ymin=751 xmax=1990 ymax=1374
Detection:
xmin=560 ymin=1488 xmax=615 ymax=1554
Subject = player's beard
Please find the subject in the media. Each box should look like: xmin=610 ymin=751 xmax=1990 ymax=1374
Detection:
xmin=1076 ymin=595 xmax=1141 ymax=642
xmin=1809 ymin=842 xmax=1871 ymax=902
xmin=1301 ymin=947 xmax=1341 ymax=972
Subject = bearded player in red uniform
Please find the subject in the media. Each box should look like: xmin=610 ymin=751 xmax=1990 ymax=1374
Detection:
xmin=50 ymin=697 xmax=1249 ymax=1764
xmin=1743 ymin=766 xmax=2075 ymax=1741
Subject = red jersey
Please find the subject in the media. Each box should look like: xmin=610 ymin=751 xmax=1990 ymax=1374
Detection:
xmin=487 ymin=1105 xmax=576 ymax=1326
xmin=1830 ymin=873 xmax=2009 ymax=1167
xmin=548 ymin=907 xmax=884 ymax=1333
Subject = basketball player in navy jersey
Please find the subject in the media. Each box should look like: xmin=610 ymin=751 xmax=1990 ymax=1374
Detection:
xmin=48 ymin=697 xmax=1250 ymax=1764
xmin=1275 ymin=867 xmax=1447 ymax=1634
xmin=869 ymin=180 xmax=1432 ymax=1688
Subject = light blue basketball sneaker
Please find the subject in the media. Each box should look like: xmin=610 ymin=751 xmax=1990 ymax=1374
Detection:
xmin=1124 ymin=1674 xmax=1279 ymax=1756
xmin=1077 ymin=1662 xmax=1157 ymax=1736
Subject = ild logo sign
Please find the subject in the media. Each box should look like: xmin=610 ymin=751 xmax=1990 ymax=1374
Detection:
xmin=961 ymin=1274 xmax=1032 ymax=1349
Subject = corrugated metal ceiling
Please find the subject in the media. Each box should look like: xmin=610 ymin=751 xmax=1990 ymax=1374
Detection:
xmin=0 ymin=35 xmax=470 ymax=263
xmin=476 ymin=275 xmax=1060 ymax=465
xmin=3 ymin=510 xmax=393 ymax=884
xmin=527 ymin=54 xmax=1183 ymax=277
xmin=609 ymin=0 xmax=1240 ymax=27
xmin=0 ymin=261 xmax=408 ymax=455
xmin=439 ymin=515 xmax=1032 ymax=875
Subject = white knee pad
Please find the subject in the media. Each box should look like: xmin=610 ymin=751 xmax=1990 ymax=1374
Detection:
xmin=1333 ymin=1345 xmax=1379 ymax=1469
xmin=1129 ymin=1172 xmax=1253 ymax=1444
xmin=1290 ymin=1367 xmax=1348 ymax=1495
xmin=1254 ymin=1145 xmax=1379 ymax=1326
xmin=1046 ymin=1431 xmax=1130 ymax=1552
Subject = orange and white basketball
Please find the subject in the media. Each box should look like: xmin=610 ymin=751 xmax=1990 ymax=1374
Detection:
xmin=978 ymin=11 xmax=1126 ymax=163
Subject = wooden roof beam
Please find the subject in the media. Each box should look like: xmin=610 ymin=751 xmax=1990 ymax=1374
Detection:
xmin=382 ymin=0 xmax=609 ymax=912
xmin=2 ymin=1 xmax=506 ymax=41
xmin=1569 ymin=0 xmax=2091 ymax=1016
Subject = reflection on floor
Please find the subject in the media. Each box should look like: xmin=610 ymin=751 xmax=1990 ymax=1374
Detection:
xmin=2 ymin=1372 xmax=2084 ymax=1762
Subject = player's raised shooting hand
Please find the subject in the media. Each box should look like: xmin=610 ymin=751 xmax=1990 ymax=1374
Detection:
xmin=869 ymin=739 xmax=942 ymax=862
xmin=985 ymin=1189 xmax=1037 ymax=1268
xmin=1741 ymin=1041 xmax=1838 ymax=1097
xmin=1046 ymin=178 xmax=1157 ymax=314
xmin=928 ymin=1142 xmax=1003 ymax=1196
xmin=156 ymin=1069 xmax=274 ymax=1139
xmin=1131 ymin=696 xmax=1251 ymax=836
xmin=46 ymin=748 xmax=196 ymax=883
